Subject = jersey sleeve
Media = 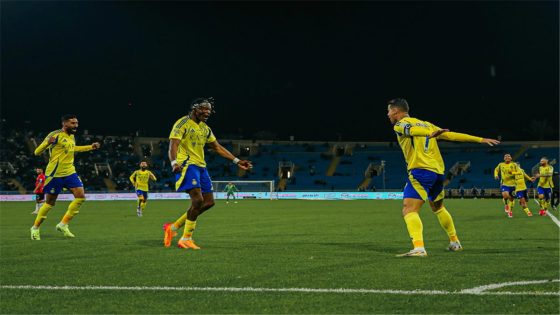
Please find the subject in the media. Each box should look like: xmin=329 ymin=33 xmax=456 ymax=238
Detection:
xmin=74 ymin=145 xmax=94 ymax=152
xmin=494 ymin=164 xmax=501 ymax=178
xmin=206 ymin=127 xmax=216 ymax=143
xmin=393 ymin=120 xmax=432 ymax=137
xmin=34 ymin=131 xmax=59 ymax=155
xmin=393 ymin=120 xmax=437 ymax=137
xmin=437 ymin=131 xmax=483 ymax=143
xmin=169 ymin=117 xmax=188 ymax=140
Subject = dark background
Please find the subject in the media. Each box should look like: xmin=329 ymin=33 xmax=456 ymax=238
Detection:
xmin=2 ymin=1 xmax=558 ymax=141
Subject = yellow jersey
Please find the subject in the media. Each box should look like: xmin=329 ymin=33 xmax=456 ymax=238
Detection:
xmin=393 ymin=117 xmax=483 ymax=174
xmin=494 ymin=162 xmax=518 ymax=187
xmin=538 ymin=165 xmax=554 ymax=188
xmin=34 ymin=129 xmax=93 ymax=177
xmin=129 ymin=169 xmax=156 ymax=191
xmin=512 ymin=168 xmax=532 ymax=192
xmin=169 ymin=116 xmax=216 ymax=168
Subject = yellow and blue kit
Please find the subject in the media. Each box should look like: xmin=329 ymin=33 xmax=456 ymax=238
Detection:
xmin=537 ymin=165 xmax=554 ymax=199
xmin=394 ymin=117 xmax=482 ymax=201
xmin=34 ymin=129 xmax=93 ymax=194
xmin=130 ymin=169 xmax=156 ymax=200
xmin=494 ymin=162 xmax=518 ymax=195
xmin=169 ymin=116 xmax=217 ymax=193
xmin=512 ymin=168 xmax=532 ymax=200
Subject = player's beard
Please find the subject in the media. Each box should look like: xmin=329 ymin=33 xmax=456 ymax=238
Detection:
xmin=141 ymin=167 xmax=147 ymax=170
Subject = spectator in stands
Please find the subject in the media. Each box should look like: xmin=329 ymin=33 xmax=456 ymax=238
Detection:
xmin=459 ymin=186 xmax=465 ymax=199
xmin=480 ymin=187 xmax=485 ymax=199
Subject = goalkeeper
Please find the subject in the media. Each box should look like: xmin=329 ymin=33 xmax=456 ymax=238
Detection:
xmin=224 ymin=182 xmax=238 ymax=204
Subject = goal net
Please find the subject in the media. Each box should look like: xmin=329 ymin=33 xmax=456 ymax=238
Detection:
xmin=213 ymin=180 xmax=275 ymax=200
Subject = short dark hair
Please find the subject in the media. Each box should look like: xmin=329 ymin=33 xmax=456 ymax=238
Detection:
xmin=387 ymin=98 xmax=409 ymax=112
xmin=61 ymin=114 xmax=77 ymax=122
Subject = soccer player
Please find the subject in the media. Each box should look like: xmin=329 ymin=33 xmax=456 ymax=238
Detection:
xmin=30 ymin=114 xmax=101 ymax=240
xmin=534 ymin=157 xmax=554 ymax=216
xmin=224 ymin=182 xmax=238 ymax=204
xmin=494 ymin=154 xmax=518 ymax=214
xmin=31 ymin=168 xmax=46 ymax=214
xmin=511 ymin=163 xmax=535 ymax=218
xmin=387 ymin=98 xmax=499 ymax=257
xmin=129 ymin=161 xmax=157 ymax=217
xmin=163 ymin=97 xmax=252 ymax=250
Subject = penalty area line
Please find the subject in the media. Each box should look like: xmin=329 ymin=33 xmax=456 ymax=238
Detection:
xmin=1 ymin=284 xmax=558 ymax=296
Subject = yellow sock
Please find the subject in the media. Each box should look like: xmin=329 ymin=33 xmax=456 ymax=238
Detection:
xmin=61 ymin=198 xmax=85 ymax=224
xmin=182 ymin=219 xmax=196 ymax=239
xmin=508 ymin=200 xmax=515 ymax=210
xmin=173 ymin=213 xmax=188 ymax=230
xmin=33 ymin=203 xmax=53 ymax=227
xmin=523 ymin=207 xmax=531 ymax=214
xmin=538 ymin=199 xmax=546 ymax=209
xmin=545 ymin=200 xmax=550 ymax=210
xmin=403 ymin=212 xmax=424 ymax=248
xmin=434 ymin=207 xmax=459 ymax=242
xmin=141 ymin=201 xmax=146 ymax=211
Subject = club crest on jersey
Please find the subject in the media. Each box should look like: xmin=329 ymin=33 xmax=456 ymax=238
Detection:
xmin=50 ymin=188 xmax=55 ymax=194
xmin=192 ymin=179 xmax=198 ymax=185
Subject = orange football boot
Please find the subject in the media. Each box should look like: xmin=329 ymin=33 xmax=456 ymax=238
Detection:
xmin=163 ymin=223 xmax=177 ymax=247
xmin=177 ymin=239 xmax=201 ymax=250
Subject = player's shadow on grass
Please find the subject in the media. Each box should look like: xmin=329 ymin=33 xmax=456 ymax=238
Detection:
xmin=318 ymin=241 xmax=402 ymax=254
xmin=135 ymin=239 xmax=165 ymax=247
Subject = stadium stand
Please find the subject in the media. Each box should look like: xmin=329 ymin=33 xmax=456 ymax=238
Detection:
xmin=0 ymin=128 xmax=557 ymax=193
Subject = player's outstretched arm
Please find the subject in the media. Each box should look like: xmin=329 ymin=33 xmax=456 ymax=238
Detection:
xmin=207 ymin=140 xmax=252 ymax=170
xmin=437 ymin=130 xmax=500 ymax=146
xmin=480 ymin=138 xmax=500 ymax=146
xmin=75 ymin=142 xmax=101 ymax=152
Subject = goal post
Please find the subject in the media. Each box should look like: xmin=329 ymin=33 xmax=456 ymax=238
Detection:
xmin=213 ymin=180 xmax=275 ymax=200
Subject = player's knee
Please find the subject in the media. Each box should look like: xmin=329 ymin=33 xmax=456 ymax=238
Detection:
xmin=203 ymin=200 xmax=215 ymax=210
xmin=191 ymin=197 xmax=204 ymax=209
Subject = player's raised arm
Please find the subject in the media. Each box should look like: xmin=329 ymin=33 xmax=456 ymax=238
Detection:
xmin=150 ymin=171 xmax=157 ymax=181
xmin=206 ymin=140 xmax=252 ymax=170
xmin=34 ymin=133 xmax=58 ymax=155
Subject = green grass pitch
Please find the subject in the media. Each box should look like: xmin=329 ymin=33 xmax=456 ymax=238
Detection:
xmin=1 ymin=199 xmax=559 ymax=314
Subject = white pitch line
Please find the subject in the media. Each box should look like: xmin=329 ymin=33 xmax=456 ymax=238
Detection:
xmin=532 ymin=199 xmax=560 ymax=228
xmin=546 ymin=210 xmax=560 ymax=228
xmin=460 ymin=279 xmax=560 ymax=294
xmin=1 ymin=283 xmax=558 ymax=296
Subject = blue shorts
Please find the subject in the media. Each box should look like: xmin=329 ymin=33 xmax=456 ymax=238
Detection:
xmin=538 ymin=187 xmax=552 ymax=199
xmin=136 ymin=190 xmax=148 ymax=200
xmin=43 ymin=173 xmax=83 ymax=195
xmin=403 ymin=169 xmax=445 ymax=202
xmin=175 ymin=164 xmax=213 ymax=193
xmin=501 ymin=185 xmax=515 ymax=195
xmin=515 ymin=190 xmax=528 ymax=200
